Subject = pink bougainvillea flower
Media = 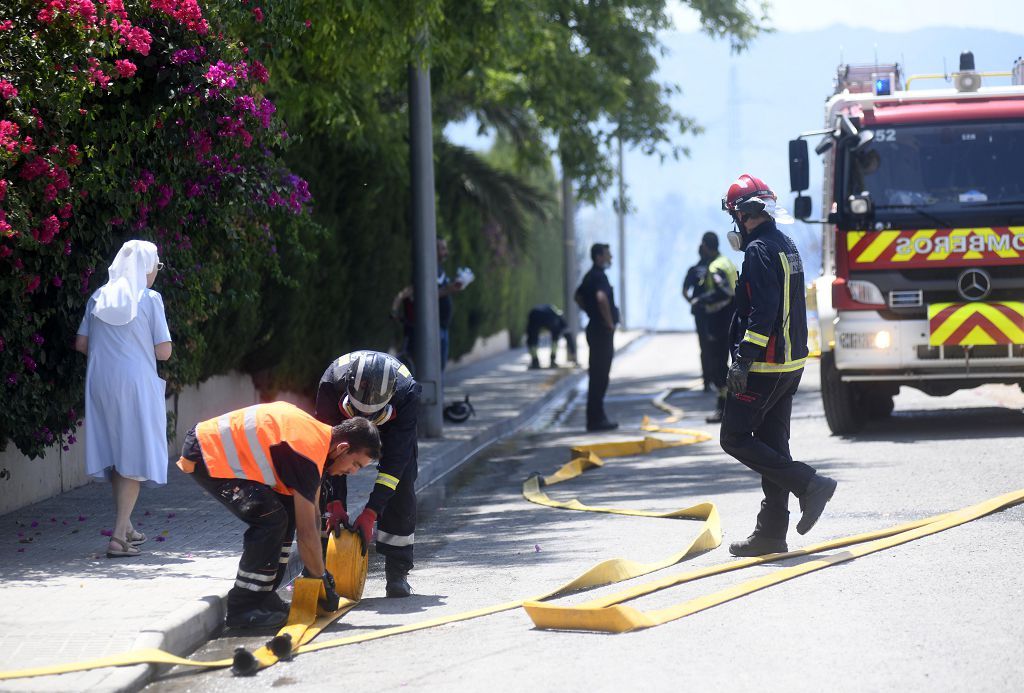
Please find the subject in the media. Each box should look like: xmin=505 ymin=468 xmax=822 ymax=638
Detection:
xmin=250 ymin=60 xmax=269 ymax=84
xmin=114 ymin=59 xmax=137 ymax=78
xmin=0 ymin=81 xmax=18 ymax=100
xmin=0 ymin=120 xmax=19 ymax=152
xmin=0 ymin=20 xmax=14 ymax=30
xmin=252 ymin=7 xmax=263 ymax=22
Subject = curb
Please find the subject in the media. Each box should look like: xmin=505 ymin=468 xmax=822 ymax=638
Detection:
xmin=103 ymin=332 xmax=648 ymax=692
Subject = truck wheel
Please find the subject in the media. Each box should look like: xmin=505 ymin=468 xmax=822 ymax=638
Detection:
xmin=863 ymin=393 xmax=894 ymax=419
xmin=820 ymin=352 xmax=866 ymax=435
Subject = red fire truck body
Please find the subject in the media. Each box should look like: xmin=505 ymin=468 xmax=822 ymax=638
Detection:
xmin=791 ymin=55 xmax=1024 ymax=434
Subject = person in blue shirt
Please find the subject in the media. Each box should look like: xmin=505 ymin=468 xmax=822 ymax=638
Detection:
xmin=574 ymin=243 xmax=619 ymax=432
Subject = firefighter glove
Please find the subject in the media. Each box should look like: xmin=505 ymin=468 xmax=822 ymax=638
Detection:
xmin=351 ymin=508 xmax=377 ymax=556
xmin=324 ymin=500 xmax=349 ymax=537
xmin=320 ymin=570 xmax=341 ymax=612
xmin=727 ymin=356 xmax=754 ymax=395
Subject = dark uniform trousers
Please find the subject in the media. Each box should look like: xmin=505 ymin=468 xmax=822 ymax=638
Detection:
xmin=693 ymin=308 xmax=711 ymax=388
xmin=189 ymin=459 xmax=295 ymax=612
xmin=585 ymin=321 xmax=615 ymax=426
xmin=321 ymin=460 xmax=419 ymax=574
xmin=704 ymin=309 xmax=732 ymax=392
xmin=719 ymin=369 xmax=817 ymax=539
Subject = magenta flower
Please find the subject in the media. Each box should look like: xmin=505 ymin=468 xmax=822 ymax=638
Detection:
xmin=0 ymin=81 xmax=17 ymax=100
xmin=114 ymin=59 xmax=137 ymax=79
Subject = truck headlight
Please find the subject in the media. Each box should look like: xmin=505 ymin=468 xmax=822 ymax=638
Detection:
xmin=873 ymin=330 xmax=891 ymax=349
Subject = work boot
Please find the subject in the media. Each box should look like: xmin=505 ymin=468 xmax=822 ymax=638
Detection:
xmin=728 ymin=534 xmax=788 ymax=557
xmin=385 ymin=567 xmax=412 ymax=598
xmin=705 ymin=395 xmax=726 ymax=424
xmin=586 ymin=420 xmax=619 ymax=432
xmin=528 ymin=356 xmax=541 ymax=370
xmin=263 ymin=591 xmax=291 ymax=615
xmin=796 ymin=474 xmax=838 ymax=535
xmin=225 ymin=606 xmax=288 ymax=629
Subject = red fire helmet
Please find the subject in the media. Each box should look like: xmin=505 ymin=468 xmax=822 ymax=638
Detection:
xmin=722 ymin=174 xmax=776 ymax=214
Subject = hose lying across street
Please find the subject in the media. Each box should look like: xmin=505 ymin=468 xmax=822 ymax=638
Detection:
xmin=2 ymin=410 xmax=1022 ymax=681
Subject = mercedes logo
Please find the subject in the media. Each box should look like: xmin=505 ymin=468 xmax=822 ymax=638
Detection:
xmin=956 ymin=268 xmax=991 ymax=301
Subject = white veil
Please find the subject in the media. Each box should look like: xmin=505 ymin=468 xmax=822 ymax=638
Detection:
xmin=91 ymin=240 xmax=160 ymax=326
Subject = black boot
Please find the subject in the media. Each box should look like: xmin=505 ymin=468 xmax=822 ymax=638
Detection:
xmin=385 ymin=566 xmax=412 ymax=598
xmin=797 ymin=474 xmax=838 ymax=535
xmin=728 ymin=533 xmax=788 ymax=557
xmin=705 ymin=395 xmax=726 ymax=423
xmin=528 ymin=356 xmax=541 ymax=370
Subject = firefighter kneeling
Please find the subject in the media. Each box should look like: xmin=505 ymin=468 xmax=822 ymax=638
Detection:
xmin=177 ymin=402 xmax=381 ymax=629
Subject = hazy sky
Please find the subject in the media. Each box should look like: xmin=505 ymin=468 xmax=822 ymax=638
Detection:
xmin=670 ymin=0 xmax=1024 ymax=35
xmin=445 ymin=4 xmax=1024 ymax=330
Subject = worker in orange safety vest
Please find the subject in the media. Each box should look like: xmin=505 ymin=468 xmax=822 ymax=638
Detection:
xmin=177 ymin=401 xmax=381 ymax=629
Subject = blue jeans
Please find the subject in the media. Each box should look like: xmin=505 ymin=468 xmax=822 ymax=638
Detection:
xmin=439 ymin=327 xmax=449 ymax=372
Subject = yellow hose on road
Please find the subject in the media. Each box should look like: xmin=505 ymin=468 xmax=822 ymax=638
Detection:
xmin=3 ymin=416 xmax=1021 ymax=681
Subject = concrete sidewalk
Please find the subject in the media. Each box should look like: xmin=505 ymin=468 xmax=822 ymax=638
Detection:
xmin=0 ymin=331 xmax=644 ymax=693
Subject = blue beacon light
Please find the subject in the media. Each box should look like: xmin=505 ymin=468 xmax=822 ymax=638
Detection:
xmin=874 ymin=78 xmax=891 ymax=95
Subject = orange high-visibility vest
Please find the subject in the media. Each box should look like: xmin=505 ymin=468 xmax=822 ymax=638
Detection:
xmin=195 ymin=402 xmax=333 ymax=495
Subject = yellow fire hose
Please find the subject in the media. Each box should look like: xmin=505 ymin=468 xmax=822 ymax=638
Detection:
xmin=2 ymin=419 xmax=1022 ymax=681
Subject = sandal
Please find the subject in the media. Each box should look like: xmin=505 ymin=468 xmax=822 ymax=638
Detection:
xmin=126 ymin=529 xmax=147 ymax=545
xmin=107 ymin=536 xmax=142 ymax=558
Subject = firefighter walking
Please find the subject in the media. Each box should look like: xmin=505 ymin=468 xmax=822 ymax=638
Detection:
xmin=177 ymin=402 xmax=381 ymax=628
xmin=719 ymin=174 xmax=838 ymax=557
xmin=314 ymin=351 xmax=421 ymax=597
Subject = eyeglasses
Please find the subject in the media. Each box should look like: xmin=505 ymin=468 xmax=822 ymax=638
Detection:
xmin=156 ymin=262 xmax=164 ymax=271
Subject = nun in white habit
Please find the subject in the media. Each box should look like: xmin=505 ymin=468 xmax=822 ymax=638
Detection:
xmin=75 ymin=240 xmax=172 ymax=558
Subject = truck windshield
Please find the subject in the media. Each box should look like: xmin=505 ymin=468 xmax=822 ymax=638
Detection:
xmin=845 ymin=119 xmax=1024 ymax=225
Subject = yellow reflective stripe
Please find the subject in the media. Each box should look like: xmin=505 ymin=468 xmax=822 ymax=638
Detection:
xmin=857 ymin=230 xmax=902 ymax=263
xmin=780 ymin=252 xmax=792 ymax=364
xmin=375 ymin=472 xmax=400 ymax=490
xmin=750 ymin=358 xmax=806 ymax=374
xmin=743 ymin=330 xmax=769 ymax=347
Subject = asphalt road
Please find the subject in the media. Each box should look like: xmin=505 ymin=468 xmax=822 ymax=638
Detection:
xmin=146 ymin=333 xmax=1024 ymax=693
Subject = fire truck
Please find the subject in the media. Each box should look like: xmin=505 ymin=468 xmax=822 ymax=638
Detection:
xmin=789 ymin=52 xmax=1024 ymax=434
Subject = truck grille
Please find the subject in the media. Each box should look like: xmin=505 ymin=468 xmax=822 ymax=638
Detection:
xmin=917 ymin=344 xmax=1024 ymax=360
xmin=889 ymin=290 xmax=922 ymax=308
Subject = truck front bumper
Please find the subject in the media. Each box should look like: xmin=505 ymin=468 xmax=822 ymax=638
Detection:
xmin=832 ymin=311 xmax=1024 ymax=382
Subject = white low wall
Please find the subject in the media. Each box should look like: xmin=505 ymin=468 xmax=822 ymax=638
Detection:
xmin=448 ymin=329 xmax=510 ymax=369
xmin=1 ymin=330 xmax=510 ymax=517
xmin=0 ymin=371 xmax=262 ymax=517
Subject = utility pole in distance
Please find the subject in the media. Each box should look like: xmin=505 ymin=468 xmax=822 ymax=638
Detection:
xmin=409 ymin=53 xmax=443 ymax=438
xmin=616 ymin=135 xmax=627 ymax=329
xmin=561 ymin=170 xmax=579 ymax=341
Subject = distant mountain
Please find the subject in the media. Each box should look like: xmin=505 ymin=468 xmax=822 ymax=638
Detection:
xmin=579 ymin=25 xmax=1024 ymax=330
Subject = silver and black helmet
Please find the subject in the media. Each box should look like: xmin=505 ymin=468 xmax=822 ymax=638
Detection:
xmin=343 ymin=351 xmax=399 ymax=415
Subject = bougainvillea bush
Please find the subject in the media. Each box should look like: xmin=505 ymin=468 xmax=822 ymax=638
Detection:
xmin=0 ymin=0 xmax=314 ymax=458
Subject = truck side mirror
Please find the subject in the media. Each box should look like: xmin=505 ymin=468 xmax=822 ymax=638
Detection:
xmin=789 ymin=139 xmax=809 ymax=192
xmin=793 ymin=195 xmax=812 ymax=220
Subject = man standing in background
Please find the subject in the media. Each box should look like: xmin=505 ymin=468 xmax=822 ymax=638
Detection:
xmin=682 ymin=246 xmax=711 ymax=391
xmin=689 ymin=231 xmax=738 ymax=423
xmin=575 ymin=243 xmax=619 ymax=432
